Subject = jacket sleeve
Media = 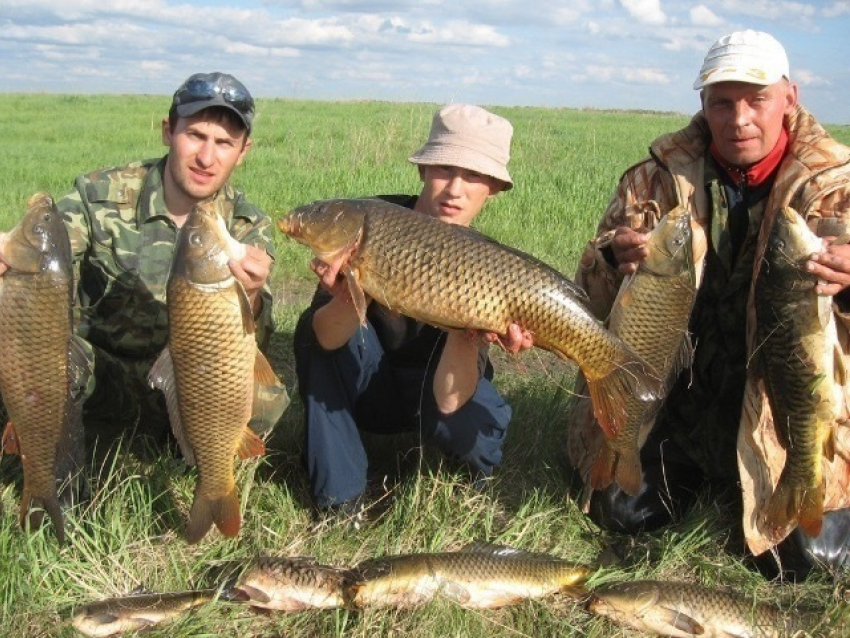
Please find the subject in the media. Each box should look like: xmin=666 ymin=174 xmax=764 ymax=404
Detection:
xmin=574 ymin=159 xmax=667 ymax=321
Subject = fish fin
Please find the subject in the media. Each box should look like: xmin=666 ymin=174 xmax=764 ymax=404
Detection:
xmin=20 ymin=489 xmax=66 ymax=545
xmin=651 ymin=606 xmax=704 ymax=634
xmin=186 ymin=486 xmax=241 ymax=544
xmin=342 ymin=265 xmax=368 ymax=326
xmin=2 ymin=421 xmax=19 ymax=455
xmin=761 ymin=475 xmax=825 ymax=540
xmin=589 ymin=444 xmax=642 ymax=497
xmin=148 ymin=347 xmax=195 ymax=466
xmin=588 ymin=350 xmax=661 ymax=438
xmin=253 ymin=351 xmax=279 ymax=388
xmin=588 ymin=445 xmax=616 ymax=492
xmin=439 ymin=581 xmax=472 ymax=606
xmin=236 ymin=283 xmax=256 ymax=336
xmin=236 ymin=427 xmax=266 ymax=459
xmin=670 ymin=333 xmax=695 ymax=379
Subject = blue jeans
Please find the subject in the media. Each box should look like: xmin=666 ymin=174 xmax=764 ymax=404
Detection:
xmin=294 ymin=314 xmax=511 ymax=508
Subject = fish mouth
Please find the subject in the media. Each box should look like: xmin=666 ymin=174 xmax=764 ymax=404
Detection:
xmin=277 ymin=214 xmax=297 ymax=237
xmin=229 ymin=584 xmax=271 ymax=604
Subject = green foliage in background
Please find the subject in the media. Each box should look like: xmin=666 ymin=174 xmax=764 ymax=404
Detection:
xmin=0 ymin=95 xmax=847 ymax=637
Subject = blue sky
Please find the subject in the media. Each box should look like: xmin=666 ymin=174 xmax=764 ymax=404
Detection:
xmin=2 ymin=1 xmax=848 ymax=124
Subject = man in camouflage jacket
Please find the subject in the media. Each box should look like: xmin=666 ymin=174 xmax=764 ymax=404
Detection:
xmin=2 ymin=72 xmax=289 ymax=452
xmin=567 ymin=31 xmax=850 ymax=579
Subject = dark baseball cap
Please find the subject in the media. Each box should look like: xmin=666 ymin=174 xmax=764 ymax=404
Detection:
xmin=170 ymin=72 xmax=255 ymax=133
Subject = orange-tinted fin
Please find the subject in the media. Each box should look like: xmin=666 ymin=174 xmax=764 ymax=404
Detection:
xmin=589 ymin=444 xmax=642 ymax=497
xmin=186 ymin=486 xmax=241 ymax=544
xmin=236 ymin=427 xmax=266 ymax=460
xmin=2 ymin=421 xmax=19 ymax=455
xmin=587 ymin=356 xmax=660 ymax=438
xmin=762 ymin=477 xmax=825 ymax=540
xmin=253 ymin=351 xmax=279 ymax=388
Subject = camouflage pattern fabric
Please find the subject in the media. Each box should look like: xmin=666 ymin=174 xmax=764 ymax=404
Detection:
xmin=567 ymin=105 xmax=850 ymax=554
xmin=54 ymin=157 xmax=289 ymax=444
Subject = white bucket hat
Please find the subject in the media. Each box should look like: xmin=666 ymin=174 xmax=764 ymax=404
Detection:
xmin=408 ymin=103 xmax=513 ymax=189
xmin=693 ymin=29 xmax=790 ymax=90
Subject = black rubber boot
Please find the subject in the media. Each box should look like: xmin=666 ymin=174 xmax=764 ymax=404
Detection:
xmin=588 ymin=456 xmax=706 ymax=534
xmin=753 ymin=507 xmax=850 ymax=581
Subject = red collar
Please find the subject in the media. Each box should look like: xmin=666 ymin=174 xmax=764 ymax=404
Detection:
xmin=709 ymin=128 xmax=789 ymax=188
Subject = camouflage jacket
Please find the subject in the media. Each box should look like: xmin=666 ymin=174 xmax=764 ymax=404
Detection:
xmin=57 ymin=157 xmax=277 ymax=363
xmin=569 ymin=105 xmax=850 ymax=554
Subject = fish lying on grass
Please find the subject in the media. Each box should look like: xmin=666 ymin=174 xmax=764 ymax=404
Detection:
xmin=587 ymin=580 xmax=807 ymax=637
xmin=279 ymin=198 xmax=662 ymax=438
xmin=70 ymin=588 xmax=228 ymax=637
xmin=230 ymin=556 xmax=354 ymax=611
xmin=753 ymin=207 xmax=843 ymax=540
xmin=148 ymin=205 xmax=277 ymax=543
xmin=0 ymin=192 xmax=85 ymax=543
xmin=349 ymin=542 xmax=592 ymax=609
xmin=590 ymin=206 xmax=706 ymax=496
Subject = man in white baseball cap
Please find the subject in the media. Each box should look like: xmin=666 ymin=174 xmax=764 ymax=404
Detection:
xmin=568 ymin=29 xmax=850 ymax=580
xmin=294 ymin=104 xmax=530 ymax=528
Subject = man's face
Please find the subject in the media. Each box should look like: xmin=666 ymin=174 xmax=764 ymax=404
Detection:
xmin=701 ymin=79 xmax=797 ymax=168
xmin=415 ymin=165 xmax=504 ymax=227
xmin=161 ymin=112 xmax=251 ymax=206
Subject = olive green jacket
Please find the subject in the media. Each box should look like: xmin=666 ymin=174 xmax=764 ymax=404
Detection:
xmin=57 ymin=157 xmax=277 ymax=364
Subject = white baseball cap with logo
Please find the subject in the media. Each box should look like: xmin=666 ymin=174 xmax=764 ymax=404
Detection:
xmin=693 ymin=29 xmax=790 ymax=90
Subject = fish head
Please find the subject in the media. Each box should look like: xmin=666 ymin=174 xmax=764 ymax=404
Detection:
xmin=586 ymin=581 xmax=663 ymax=630
xmin=0 ymin=192 xmax=71 ymax=275
xmin=641 ymin=207 xmax=696 ymax=281
xmin=171 ymin=206 xmax=234 ymax=286
xmin=762 ymin=207 xmax=820 ymax=291
xmin=278 ymin=199 xmax=366 ymax=263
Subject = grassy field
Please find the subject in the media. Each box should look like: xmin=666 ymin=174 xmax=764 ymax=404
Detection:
xmin=0 ymin=94 xmax=848 ymax=637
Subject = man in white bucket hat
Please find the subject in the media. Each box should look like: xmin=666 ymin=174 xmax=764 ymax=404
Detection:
xmin=568 ymin=29 xmax=850 ymax=579
xmin=294 ymin=104 xmax=530 ymax=527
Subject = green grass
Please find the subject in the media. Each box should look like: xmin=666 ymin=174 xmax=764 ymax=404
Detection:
xmin=1 ymin=95 xmax=849 ymax=637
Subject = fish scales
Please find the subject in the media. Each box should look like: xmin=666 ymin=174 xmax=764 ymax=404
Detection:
xmin=0 ymin=192 xmax=81 ymax=543
xmin=281 ymin=198 xmax=662 ymax=437
xmin=590 ymin=207 xmax=705 ymax=495
xmin=233 ymin=556 xmax=352 ymax=611
xmin=71 ymin=589 xmax=218 ymax=637
xmin=150 ymin=206 xmax=266 ymax=543
xmin=754 ymin=207 xmax=839 ymax=540
xmin=351 ymin=545 xmax=591 ymax=609
xmin=588 ymin=580 xmax=805 ymax=637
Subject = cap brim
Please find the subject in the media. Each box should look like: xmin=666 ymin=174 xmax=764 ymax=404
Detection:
xmin=693 ymin=67 xmax=784 ymax=90
xmin=174 ymin=100 xmax=252 ymax=132
xmin=408 ymin=144 xmax=513 ymax=190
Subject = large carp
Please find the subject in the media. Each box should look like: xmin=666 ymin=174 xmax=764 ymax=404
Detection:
xmin=587 ymin=579 xmax=806 ymax=637
xmin=279 ymin=198 xmax=661 ymax=438
xmin=149 ymin=206 xmax=276 ymax=544
xmin=754 ymin=207 xmax=843 ymax=540
xmin=0 ymin=192 xmax=84 ymax=543
xmin=589 ymin=207 xmax=706 ymax=496
xmin=349 ymin=543 xmax=591 ymax=609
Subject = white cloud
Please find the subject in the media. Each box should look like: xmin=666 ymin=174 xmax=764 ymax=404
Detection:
xmin=793 ymin=68 xmax=830 ymax=88
xmin=822 ymin=1 xmax=850 ymax=17
xmin=690 ymin=5 xmax=723 ymax=27
xmin=406 ymin=21 xmax=510 ymax=46
xmin=620 ymin=0 xmax=666 ymax=25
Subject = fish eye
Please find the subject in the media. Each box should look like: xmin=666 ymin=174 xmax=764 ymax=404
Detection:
xmin=189 ymin=233 xmax=203 ymax=246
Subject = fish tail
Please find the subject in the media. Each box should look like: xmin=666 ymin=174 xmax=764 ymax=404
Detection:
xmin=19 ymin=486 xmax=66 ymax=544
xmin=186 ymin=486 xmax=241 ymax=544
xmin=590 ymin=444 xmax=643 ymax=497
xmin=762 ymin=475 xmax=825 ymax=540
xmin=587 ymin=355 xmax=660 ymax=438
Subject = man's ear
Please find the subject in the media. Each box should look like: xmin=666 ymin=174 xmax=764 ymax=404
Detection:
xmin=161 ymin=117 xmax=172 ymax=146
